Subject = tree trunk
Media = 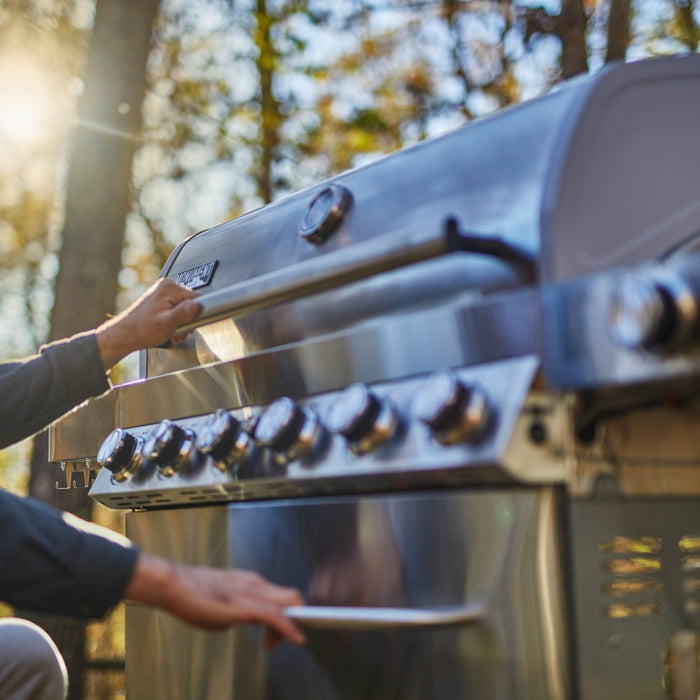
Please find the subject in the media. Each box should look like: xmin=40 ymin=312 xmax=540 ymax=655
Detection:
xmin=255 ymin=0 xmax=281 ymax=204
xmin=559 ymin=0 xmax=589 ymax=79
xmin=26 ymin=0 xmax=161 ymax=697
xmin=605 ymin=0 xmax=632 ymax=62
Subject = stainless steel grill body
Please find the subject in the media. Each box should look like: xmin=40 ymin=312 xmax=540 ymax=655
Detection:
xmin=125 ymin=488 xmax=567 ymax=700
xmin=49 ymin=54 xmax=700 ymax=699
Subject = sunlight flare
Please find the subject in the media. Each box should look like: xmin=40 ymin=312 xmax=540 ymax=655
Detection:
xmin=0 ymin=60 xmax=55 ymax=145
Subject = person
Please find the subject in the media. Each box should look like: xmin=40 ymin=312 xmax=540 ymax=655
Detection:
xmin=0 ymin=277 xmax=306 ymax=699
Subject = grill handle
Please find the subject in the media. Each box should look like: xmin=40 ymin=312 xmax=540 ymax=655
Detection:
xmin=174 ymin=226 xmax=458 ymax=335
xmin=173 ymin=220 xmax=534 ymax=335
xmin=283 ymin=601 xmax=486 ymax=630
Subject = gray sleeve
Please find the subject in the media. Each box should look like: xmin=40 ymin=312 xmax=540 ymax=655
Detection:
xmin=0 ymin=489 xmax=138 ymax=619
xmin=0 ymin=332 xmax=110 ymax=450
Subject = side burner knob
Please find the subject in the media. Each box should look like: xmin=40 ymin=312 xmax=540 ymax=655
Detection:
xmin=143 ymin=419 xmax=196 ymax=476
xmin=413 ymin=370 xmax=490 ymax=445
xmin=608 ymin=271 xmax=698 ymax=351
xmin=196 ymin=409 xmax=252 ymax=471
xmin=254 ymin=397 xmax=322 ymax=463
xmin=97 ymin=428 xmax=143 ymax=482
xmin=327 ymin=383 xmax=398 ymax=455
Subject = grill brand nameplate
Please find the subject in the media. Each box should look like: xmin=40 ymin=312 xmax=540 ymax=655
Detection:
xmin=176 ymin=260 xmax=218 ymax=289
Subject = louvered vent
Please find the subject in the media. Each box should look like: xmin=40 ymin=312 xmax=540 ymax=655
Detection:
xmin=680 ymin=535 xmax=700 ymax=614
xmin=599 ymin=536 xmax=665 ymax=618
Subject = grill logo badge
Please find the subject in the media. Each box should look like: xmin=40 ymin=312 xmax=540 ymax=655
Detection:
xmin=176 ymin=260 xmax=218 ymax=290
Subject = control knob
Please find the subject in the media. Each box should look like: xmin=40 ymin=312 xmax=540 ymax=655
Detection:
xmin=143 ymin=419 xmax=196 ymax=476
xmin=96 ymin=428 xmax=144 ymax=482
xmin=413 ymin=370 xmax=490 ymax=445
xmin=196 ymin=409 xmax=253 ymax=471
xmin=608 ymin=267 xmax=699 ymax=351
xmin=254 ymin=397 xmax=322 ymax=463
xmin=327 ymin=383 xmax=398 ymax=455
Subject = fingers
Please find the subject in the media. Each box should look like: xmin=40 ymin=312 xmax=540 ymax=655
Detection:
xmin=151 ymin=280 xmax=202 ymax=345
xmin=164 ymin=299 xmax=202 ymax=332
xmin=217 ymin=575 xmax=306 ymax=646
xmin=251 ymin=577 xmax=304 ymax=608
xmin=189 ymin=592 xmax=307 ymax=646
xmin=154 ymin=276 xmax=199 ymax=301
xmin=163 ymin=565 xmax=307 ymax=647
xmin=249 ymin=583 xmax=306 ymax=647
xmin=247 ymin=601 xmax=306 ymax=647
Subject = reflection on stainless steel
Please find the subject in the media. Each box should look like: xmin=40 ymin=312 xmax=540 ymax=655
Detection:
xmin=45 ymin=54 xmax=700 ymax=700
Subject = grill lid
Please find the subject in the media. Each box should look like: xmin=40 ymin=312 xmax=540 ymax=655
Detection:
xmin=145 ymin=54 xmax=700 ymax=380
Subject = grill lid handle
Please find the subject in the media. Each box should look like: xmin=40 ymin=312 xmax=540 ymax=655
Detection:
xmin=173 ymin=218 xmax=535 ymax=336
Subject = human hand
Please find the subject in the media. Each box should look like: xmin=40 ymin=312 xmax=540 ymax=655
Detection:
xmin=125 ymin=553 xmax=307 ymax=649
xmin=96 ymin=278 xmax=202 ymax=368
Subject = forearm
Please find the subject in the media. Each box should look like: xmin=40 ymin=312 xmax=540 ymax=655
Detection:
xmin=0 ymin=332 xmax=109 ymax=449
xmin=0 ymin=279 xmax=200 ymax=449
xmin=123 ymin=552 xmax=177 ymax=610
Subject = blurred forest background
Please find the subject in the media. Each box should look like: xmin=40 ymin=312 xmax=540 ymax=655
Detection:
xmin=0 ymin=0 xmax=697 ymax=697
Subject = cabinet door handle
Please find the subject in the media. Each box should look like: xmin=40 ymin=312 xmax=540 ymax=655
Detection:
xmin=284 ymin=601 xmax=486 ymax=630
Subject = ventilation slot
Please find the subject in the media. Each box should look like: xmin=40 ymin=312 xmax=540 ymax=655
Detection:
xmin=680 ymin=534 xmax=700 ymax=614
xmin=599 ymin=535 xmax=664 ymax=618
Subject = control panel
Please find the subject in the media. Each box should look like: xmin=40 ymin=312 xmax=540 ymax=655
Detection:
xmin=88 ymin=356 xmax=537 ymax=509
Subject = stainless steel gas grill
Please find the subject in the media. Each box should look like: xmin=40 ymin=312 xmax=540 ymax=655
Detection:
xmin=50 ymin=54 xmax=700 ymax=699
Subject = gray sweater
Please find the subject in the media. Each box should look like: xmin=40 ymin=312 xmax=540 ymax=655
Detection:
xmin=0 ymin=332 xmax=138 ymax=618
